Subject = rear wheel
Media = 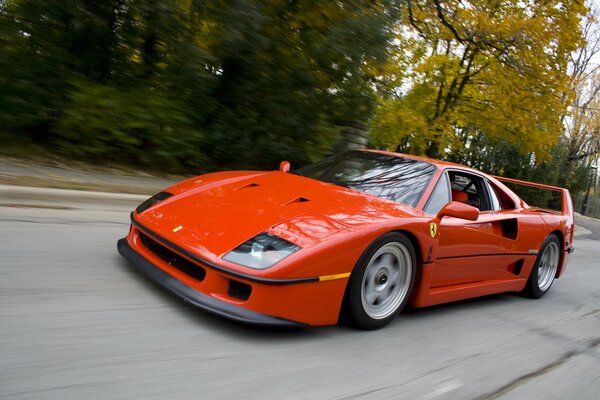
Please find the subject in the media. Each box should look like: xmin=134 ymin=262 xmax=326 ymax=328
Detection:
xmin=522 ymin=234 xmax=561 ymax=298
xmin=347 ymin=233 xmax=416 ymax=330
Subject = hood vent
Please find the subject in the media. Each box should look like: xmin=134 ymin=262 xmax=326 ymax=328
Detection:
xmin=236 ymin=182 xmax=260 ymax=190
xmin=284 ymin=197 xmax=310 ymax=205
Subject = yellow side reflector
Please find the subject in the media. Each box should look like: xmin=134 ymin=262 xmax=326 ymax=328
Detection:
xmin=319 ymin=272 xmax=351 ymax=282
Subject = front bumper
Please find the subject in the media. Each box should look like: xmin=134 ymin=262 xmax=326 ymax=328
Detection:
xmin=117 ymin=238 xmax=306 ymax=327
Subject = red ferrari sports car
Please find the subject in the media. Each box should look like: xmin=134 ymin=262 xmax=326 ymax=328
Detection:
xmin=118 ymin=150 xmax=574 ymax=329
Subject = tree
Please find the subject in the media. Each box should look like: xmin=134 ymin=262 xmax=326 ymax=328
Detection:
xmin=0 ymin=0 xmax=402 ymax=171
xmin=192 ymin=0 xmax=402 ymax=168
xmin=0 ymin=0 xmax=84 ymax=137
xmin=562 ymin=2 xmax=600 ymax=184
xmin=371 ymin=0 xmax=586 ymax=159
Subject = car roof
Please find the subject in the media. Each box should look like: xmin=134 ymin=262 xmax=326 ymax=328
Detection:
xmin=360 ymin=149 xmax=529 ymax=208
xmin=360 ymin=149 xmax=479 ymax=171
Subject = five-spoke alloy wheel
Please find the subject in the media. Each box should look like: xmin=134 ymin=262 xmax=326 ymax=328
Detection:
xmin=522 ymin=233 xmax=561 ymax=298
xmin=347 ymin=232 xmax=416 ymax=329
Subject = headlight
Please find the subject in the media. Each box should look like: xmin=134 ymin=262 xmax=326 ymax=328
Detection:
xmin=135 ymin=191 xmax=173 ymax=214
xmin=223 ymin=232 xmax=301 ymax=269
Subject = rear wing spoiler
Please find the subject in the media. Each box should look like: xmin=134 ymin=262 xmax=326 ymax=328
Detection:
xmin=493 ymin=176 xmax=574 ymax=217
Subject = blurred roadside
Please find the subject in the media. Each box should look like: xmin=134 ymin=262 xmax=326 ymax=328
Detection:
xmin=574 ymin=213 xmax=600 ymax=240
xmin=0 ymin=155 xmax=182 ymax=195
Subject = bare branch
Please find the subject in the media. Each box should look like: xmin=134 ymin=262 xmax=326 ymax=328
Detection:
xmin=432 ymin=0 xmax=465 ymax=43
xmin=406 ymin=1 xmax=425 ymax=36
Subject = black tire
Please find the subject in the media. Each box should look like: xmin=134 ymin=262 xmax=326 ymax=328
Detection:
xmin=521 ymin=234 xmax=561 ymax=299
xmin=347 ymin=232 xmax=416 ymax=330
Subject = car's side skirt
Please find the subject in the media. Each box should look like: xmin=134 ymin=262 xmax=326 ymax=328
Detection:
xmin=412 ymin=278 xmax=527 ymax=308
xmin=410 ymin=255 xmax=537 ymax=307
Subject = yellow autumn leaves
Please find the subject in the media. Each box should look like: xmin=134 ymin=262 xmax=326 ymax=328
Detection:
xmin=371 ymin=0 xmax=587 ymax=160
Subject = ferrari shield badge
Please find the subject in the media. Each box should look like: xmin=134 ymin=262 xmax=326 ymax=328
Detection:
xmin=430 ymin=222 xmax=437 ymax=238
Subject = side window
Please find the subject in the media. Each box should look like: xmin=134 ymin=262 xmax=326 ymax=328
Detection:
xmin=424 ymin=173 xmax=451 ymax=215
xmin=448 ymin=171 xmax=492 ymax=211
xmin=486 ymin=180 xmax=501 ymax=211
xmin=488 ymin=181 xmax=517 ymax=210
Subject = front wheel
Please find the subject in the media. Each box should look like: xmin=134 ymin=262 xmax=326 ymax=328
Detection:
xmin=347 ymin=233 xmax=416 ymax=330
xmin=522 ymin=234 xmax=561 ymax=298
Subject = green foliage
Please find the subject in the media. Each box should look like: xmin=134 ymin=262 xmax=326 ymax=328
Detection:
xmin=0 ymin=0 xmax=400 ymax=171
xmin=189 ymin=0 xmax=400 ymax=169
xmin=0 ymin=0 xmax=76 ymax=136
xmin=446 ymin=132 xmax=590 ymax=208
xmin=55 ymin=82 xmax=204 ymax=171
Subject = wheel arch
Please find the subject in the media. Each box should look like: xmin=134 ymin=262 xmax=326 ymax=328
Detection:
xmin=390 ymin=229 xmax=423 ymax=266
xmin=337 ymin=228 xmax=423 ymax=324
xmin=550 ymin=229 xmax=567 ymax=278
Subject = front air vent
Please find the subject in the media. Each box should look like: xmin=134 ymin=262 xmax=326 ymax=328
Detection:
xmin=139 ymin=232 xmax=206 ymax=282
xmin=284 ymin=197 xmax=310 ymax=205
xmin=236 ymin=183 xmax=260 ymax=190
xmin=228 ymin=279 xmax=252 ymax=301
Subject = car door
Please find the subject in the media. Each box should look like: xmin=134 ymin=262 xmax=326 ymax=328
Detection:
xmin=424 ymin=170 xmax=514 ymax=288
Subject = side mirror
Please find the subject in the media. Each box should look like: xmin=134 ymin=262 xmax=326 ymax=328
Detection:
xmin=436 ymin=201 xmax=479 ymax=221
xmin=279 ymin=161 xmax=291 ymax=173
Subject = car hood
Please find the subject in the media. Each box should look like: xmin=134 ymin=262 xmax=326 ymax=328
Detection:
xmin=134 ymin=171 xmax=424 ymax=259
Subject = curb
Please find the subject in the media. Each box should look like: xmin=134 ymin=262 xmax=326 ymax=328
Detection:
xmin=0 ymin=184 xmax=148 ymax=206
xmin=574 ymin=212 xmax=600 ymax=223
xmin=0 ymin=174 xmax=167 ymax=196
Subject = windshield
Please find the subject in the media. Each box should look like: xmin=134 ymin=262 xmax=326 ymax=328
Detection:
xmin=296 ymin=151 xmax=436 ymax=207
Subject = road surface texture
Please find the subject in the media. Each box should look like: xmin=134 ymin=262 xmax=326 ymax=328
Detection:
xmin=1 ymin=185 xmax=599 ymax=400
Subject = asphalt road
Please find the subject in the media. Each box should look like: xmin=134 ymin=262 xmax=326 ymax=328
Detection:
xmin=1 ymin=186 xmax=599 ymax=400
